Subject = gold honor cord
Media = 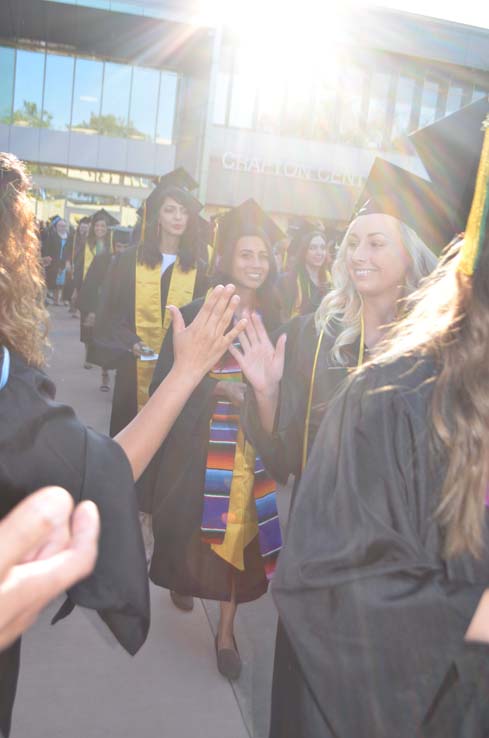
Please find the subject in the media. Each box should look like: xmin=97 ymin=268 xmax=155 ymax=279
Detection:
xmin=459 ymin=117 xmax=489 ymax=277
xmin=301 ymin=312 xmax=365 ymax=471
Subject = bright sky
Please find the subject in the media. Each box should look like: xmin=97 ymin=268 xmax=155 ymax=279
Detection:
xmin=377 ymin=0 xmax=489 ymax=29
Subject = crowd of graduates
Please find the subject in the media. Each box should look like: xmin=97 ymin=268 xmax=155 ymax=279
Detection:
xmin=1 ymin=95 xmax=489 ymax=738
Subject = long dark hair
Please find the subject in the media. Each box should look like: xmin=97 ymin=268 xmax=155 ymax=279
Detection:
xmin=294 ymin=230 xmax=331 ymax=284
xmin=86 ymin=218 xmax=112 ymax=252
xmin=137 ymin=187 xmax=203 ymax=270
xmin=213 ymin=227 xmax=280 ymax=329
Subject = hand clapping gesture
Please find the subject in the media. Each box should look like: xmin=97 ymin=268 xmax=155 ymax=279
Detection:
xmin=229 ymin=311 xmax=287 ymax=396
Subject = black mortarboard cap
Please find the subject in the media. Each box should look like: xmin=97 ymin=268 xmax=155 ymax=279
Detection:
xmin=353 ymin=158 xmax=455 ymax=253
xmin=409 ymin=97 xmax=489 ymax=233
xmin=90 ymin=208 xmax=119 ymax=227
xmin=137 ymin=167 xmax=201 ymax=219
xmin=215 ymin=199 xmax=285 ymax=255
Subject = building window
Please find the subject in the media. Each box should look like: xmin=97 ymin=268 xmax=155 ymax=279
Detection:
xmin=311 ymin=66 xmax=339 ymax=141
xmin=446 ymin=83 xmax=466 ymax=115
xmin=228 ymin=69 xmax=256 ymax=129
xmin=100 ymin=62 xmax=132 ymax=136
xmin=419 ymin=78 xmax=441 ymax=127
xmin=0 ymin=47 xmax=15 ymax=124
xmin=42 ymin=53 xmax=75 ymax=131
xmin=213 ymin=71 xmax=231 ymax=126
xmin=338 ymin=65 xmax=368 ymax=146
xmin=472 ymin=86 xmax=488 ymax=102
xmin=156 ymin=71 xmax=178 ymax=144
xmin=365 ymin=71 xmax=392 ymax=149
xmin=12 ymin=49 xmax=46 ymax=127
xmin=128 ymin=66 xmax=159 ymax=141
xmin=255 ymin=75 xmax=285 ymax=134
xmin=390 ymin=74 xmax=417 ymax=142
xmin=281 ymin=74 xmax=314 ymax=138
xmin=71 ymin=58 xmax=103 ymax=134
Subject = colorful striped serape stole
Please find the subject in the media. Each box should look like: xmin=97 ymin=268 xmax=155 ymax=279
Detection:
xmin=201 ymin=352 xmax=282 ymax=579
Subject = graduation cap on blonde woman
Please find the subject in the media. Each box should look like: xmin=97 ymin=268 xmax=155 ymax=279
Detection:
xmin=409 ymin=96 xmax=489 ymax=236
xmin=353 ymin=158 xmax=455 ymax=254
xmin=137 ymin=167 xmax=203 ymax=242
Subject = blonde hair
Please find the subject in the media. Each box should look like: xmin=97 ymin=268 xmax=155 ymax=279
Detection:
xmin=314 ymin=217 xmax=437 ymax=364
xmin=0 ymin=153 xmax=49 ymax=367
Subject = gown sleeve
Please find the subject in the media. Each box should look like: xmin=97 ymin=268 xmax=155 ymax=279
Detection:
xmin=272 ymin=361 xmax=489 ymax=737
xmin=0 ymin=358 xmax=150 ymax=655
xmin=92 ymin=252 xmax=140 ymax=369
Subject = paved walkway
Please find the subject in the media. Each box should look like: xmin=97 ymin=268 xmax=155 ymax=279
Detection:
xmin=11 ymin=307 xmax=289 ymax=738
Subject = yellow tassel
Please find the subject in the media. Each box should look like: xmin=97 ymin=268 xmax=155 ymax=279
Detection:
xmin=459 ymin=116 xmax=489 ymax=276
xmin=208 ymin=218 xmax=220 ymax=275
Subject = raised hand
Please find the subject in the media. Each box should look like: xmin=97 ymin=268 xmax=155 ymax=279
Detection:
xmin=171 ymin=284 xmax=247 ymax=382
xmin=229 ymin=311 xmax=287 ymax=396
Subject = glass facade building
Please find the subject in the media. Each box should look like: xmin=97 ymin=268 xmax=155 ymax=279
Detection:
xmin=0 ymin=44 xmax=179 ymax=144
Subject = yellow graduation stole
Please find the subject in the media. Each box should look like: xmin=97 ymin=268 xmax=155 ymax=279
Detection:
xmin=83 ymin=244 xmax=95 ymax=280
xmin=135 ymin=258 xmax=198 ymax=411
xmin=302 ymin=314 xmax=365 ymax=471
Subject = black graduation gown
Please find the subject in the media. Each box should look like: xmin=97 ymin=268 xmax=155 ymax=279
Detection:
xmin=271 ymin=354 xmax=489 ymax=738
xmin=243 ymin=314 xmax=356 ymax=490
xmin=277 ymin=269 xmax=328 ymax=322
xmin=92 ymin=246 xmax=209 ymax=438
xmin=0 ymin=350 xmax=149 ymax=738
xmin=42 ymin=231 xmax=74 ymax=291
xmin=147 ymin=297 xmax=281 ymax=604
xmin=78 ymin=249 xmax=112 ymax=347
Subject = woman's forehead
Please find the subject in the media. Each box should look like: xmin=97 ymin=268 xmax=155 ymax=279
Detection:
xmin=348 ymin=213 xmax=400 ymax=238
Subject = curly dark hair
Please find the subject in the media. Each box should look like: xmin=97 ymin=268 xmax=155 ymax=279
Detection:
xmin=0 ymin=153 xmax=49 ymax=367
xmin=137 ymin=187 xmax=203 ymax=270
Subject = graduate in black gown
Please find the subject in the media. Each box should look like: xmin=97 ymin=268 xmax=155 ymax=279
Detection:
xmin=148 ymin=199 xmax=284 ymax=680
xmin=237 ymin=160 xmax=456 ymax=738
xmin=0 ymin=151 xmax=247 ymax=738
xmin=270 ymin=104 xmax=489 ymax=737
xmin=41 ymin=216 xmax=74 ymax=305
xmin=75 ymin=208 xmax=119 ymax=394
xmin=277 ymin=229 xmax=333 ymax=321
xmin=68 ymin=215 xmax=91 ymax=312
xmin=92 ymin=168 xmax=208 ymax=440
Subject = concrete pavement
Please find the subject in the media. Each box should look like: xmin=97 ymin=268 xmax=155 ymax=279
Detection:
xmin=11 ymin=307 xmax=290 ymax=738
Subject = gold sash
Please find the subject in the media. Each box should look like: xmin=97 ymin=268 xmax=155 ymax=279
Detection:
xmin=83 ymin=244 xmax=95 ymax=280
xmin=135 ymin=258 xmax=198 ymax=411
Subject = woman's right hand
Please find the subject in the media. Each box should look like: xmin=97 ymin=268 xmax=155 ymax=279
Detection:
xmin=170 ymin=284 xmax=247 ymax=383
xmin=132 ymin=341 xmax=152 ymax=358
xmin=229 ymin=311 xmax=287 ymax=396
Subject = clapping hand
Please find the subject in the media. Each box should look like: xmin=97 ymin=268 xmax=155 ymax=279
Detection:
xmin=228 ymin=311 xmax=287 ymax=396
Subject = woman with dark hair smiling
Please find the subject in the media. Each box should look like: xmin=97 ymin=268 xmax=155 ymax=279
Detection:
xmin=148 ymin=199 xmax=283 ymax=680
xmin=277 ymin=229 xmax=333 ymax=321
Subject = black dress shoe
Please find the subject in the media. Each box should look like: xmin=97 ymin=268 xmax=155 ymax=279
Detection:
xmin=170 ymin=590 xmax=194 ymax=611
xmin=215 ymin=635 xmax=242 ymax=681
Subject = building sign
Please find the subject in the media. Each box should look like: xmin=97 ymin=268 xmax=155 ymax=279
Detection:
xmin=221 ymin=152 xmax=365 ymax=188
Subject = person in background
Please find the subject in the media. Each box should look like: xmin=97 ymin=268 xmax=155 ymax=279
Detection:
xmin=42 ymin=217 xmax=74 ymax=306
xmin=0 ymin=149 xmax=247 ymax=738
xmin=91 ymin=168 xmax=208 ymax=521
xmin=277 ymin=230 xmax=333 ymax=321
xmin=148 ymin=199 xmax=284 ymax=680
xmin=67 ymin=215 xmax=91 ymax=313
xmin=75 ymin=209 xmax=119 ymax=391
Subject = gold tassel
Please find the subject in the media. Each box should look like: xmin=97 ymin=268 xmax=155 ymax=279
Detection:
xmin=207 ymin=218 xmax=220 ymax=276
xmin=459 ymin=115 xmax=489 ymax=276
